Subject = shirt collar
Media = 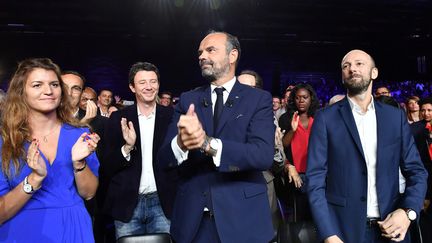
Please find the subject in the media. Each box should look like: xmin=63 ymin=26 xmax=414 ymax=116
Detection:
xmin=210 ymin=77 xmax=236 ymax=94
xmin=347 ymin=95 xmax=375 ymax=115
xmin=137 ymin=104 xmax=156 ymax=118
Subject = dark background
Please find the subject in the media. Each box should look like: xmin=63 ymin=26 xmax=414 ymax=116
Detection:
xmin=1 ymin=0 xmax=431 ymax=100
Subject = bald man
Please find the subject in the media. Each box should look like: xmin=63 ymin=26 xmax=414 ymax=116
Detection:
xmin=306 ymin=50 xmax=427 ymax=243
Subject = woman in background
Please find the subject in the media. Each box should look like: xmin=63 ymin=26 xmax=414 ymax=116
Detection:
xmin=0 ymin=58 xmax=100 ymax=243
xmin=278 ymin=83 xmax=319 ymax=221
xmin=406 ymin=95 xmax=421 ymax=124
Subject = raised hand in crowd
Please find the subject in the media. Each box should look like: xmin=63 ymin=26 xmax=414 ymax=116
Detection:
xmin=120 ymin=117 xmax=136 ymax=153
xmin=81 ymin=100 xmax=98 ymax=124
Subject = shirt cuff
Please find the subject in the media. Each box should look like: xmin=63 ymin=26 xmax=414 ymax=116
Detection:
xmin=171 ymin=135 xmax=189 ymax=164
xmin=212 ymin=138 xmax=223 ymax=167
xmin=121 ymin=145 xmax=131 ymax=161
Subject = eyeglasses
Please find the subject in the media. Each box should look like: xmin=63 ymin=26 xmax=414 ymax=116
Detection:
xmin=71 ymin=86 xmax=83 ymax=94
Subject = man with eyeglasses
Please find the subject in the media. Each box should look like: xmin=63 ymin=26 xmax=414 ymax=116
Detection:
xmin=374 ymin=85 xmax=391 ymax=97
xmin=62 ymin=71 xmax=85 ymax=117
xmin=159 ymin=91 xmax=173 ymax=107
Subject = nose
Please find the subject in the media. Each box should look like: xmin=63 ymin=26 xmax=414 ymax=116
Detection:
xmin=44 ymin=84 xmax=54 ymax=95
xmin=199 ymin=51 xmax=207 ymax=62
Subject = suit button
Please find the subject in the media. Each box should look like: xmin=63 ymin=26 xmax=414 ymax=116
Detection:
xmin=360 ymin=196 xmax=366 ymax=201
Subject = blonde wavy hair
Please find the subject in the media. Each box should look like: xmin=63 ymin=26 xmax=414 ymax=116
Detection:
xmin=1 ymin=58 xmax=80 ymax=178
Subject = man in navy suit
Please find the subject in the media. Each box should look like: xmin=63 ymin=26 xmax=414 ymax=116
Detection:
xmin=158 ymin=31 xmax=275 ymax=243
xmin=306 ymin=50 xmax=428 ymax=243
xmin=102 ymin=62 xmax=175 ymax=240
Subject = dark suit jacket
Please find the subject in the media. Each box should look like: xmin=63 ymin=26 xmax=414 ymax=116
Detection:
xmin=410 ymin=120 xmax=432 ymax=200
xmin=306 ymin=98 xmax=428 ymax=243
xmin=102 ymin=104 xmax=176 ymax=222
xmin=157 ymin=81 xmax=275 ymax=243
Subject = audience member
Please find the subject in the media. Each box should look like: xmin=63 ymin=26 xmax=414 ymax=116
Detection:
xmin=406 ymin=96 xmax=421 ymax=124
xmin=80 ymin=87 xmax=98 ymax=111
xmin=279 ymin=85 xmax=295 ymax=117
xmin=0 ymin=58 xmax=100 ymax=242
xmin=374 ymin=84 xmax=391 ymax=97
xmin=410 ymin=97 xmax=432 ymax=243
xmin=102 ymin=62 xmax=175 ymax=240
xmin=278 ymin=83 xmax=319 ymax=221
xmin=272 ymin=96 xmax=281 ymax=116
xmin=62 ymin=71 xmax=85 ymax=117
xmin=306 ymin=49 xmax=427 ymax=243
xmin=159 ymin=91 xmax=173 ymax=107
xmin=98 ymin=89 xmax=113 ymax=117
xmin=238 ymin=69 xmax=263 ymax=89
xmin=158 ymin=30 xmax=275 ymax=243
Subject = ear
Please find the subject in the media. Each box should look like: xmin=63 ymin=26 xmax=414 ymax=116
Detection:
xmin=371 ymin=67 xmax=378 ymax=80
xmin=229 ymin=49 xmax=238 ymax=65
xmin=129 ymin=83 xmax=136 ymax=94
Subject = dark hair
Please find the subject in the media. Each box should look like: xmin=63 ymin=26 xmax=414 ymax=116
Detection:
xmin=239 ymin=70 xmax=263 ymax=89
xmin=207 ymin=30 xmax=241 ymax=67
xmin=62 ymin=70 xmax=86 ymax=84
xmin=420 ymin=97 xmax=432 ymax=107
xmin=128 ymin=62 xmax=160 ymax=86
xmin=287 ymin=83 xmax=319 ymax=117
xmin=159 ymin=91 xmax=172 ymax=97
xmin=376 ymin=96 xmax=399 ymax=108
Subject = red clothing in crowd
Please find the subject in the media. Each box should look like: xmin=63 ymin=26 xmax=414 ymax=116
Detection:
xmin=291 ymin=117 xmax=314 ymax=173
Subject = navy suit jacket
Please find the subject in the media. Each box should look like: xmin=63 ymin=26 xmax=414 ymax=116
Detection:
xmin=306 ymin=98 xmax=428 ymax=243
xmin=157 ymin=81 xmax=275 ymax=243
xmin=102 ymin=104 xmax=177 ymax=222
xmin=410 ymin=120 xmax=432 ymax=200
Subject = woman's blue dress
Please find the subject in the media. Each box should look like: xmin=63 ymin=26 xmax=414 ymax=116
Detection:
xmin=0 ymin=124 xmax=99 ymax=243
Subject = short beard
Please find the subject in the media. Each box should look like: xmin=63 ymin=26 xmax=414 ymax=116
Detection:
xmin=343 ymin=77 xmax=372 ymax=96
xmin=201 ymin=68 xmax=217 ymax=82
xmin=200 ymin=58 xmax=230 ymax=82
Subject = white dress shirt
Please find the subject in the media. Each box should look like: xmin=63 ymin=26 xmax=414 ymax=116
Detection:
xmin=347 ymin=96 xmax=380 ymax=218
xmin=171 ymin=77 xmax=237 ymax=166
xmin=121 ymin=105 xmax=157 ymax=194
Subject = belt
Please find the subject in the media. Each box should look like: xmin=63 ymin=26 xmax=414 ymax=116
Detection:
xmin=366 ymin=218 xmax=380 ymax=227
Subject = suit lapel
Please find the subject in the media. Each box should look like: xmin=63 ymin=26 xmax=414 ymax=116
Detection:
xmin=338 ymin=98 xmax=365 ymax=160
xmin=375 ymin=101 xmax=387 ymax=170
xmin=215 ymin=81 xmax=243 ymax=136
xmin=126 ymin=104 xmax=141 ymax=154
xmin=196 ymin=85 xmax=214 ymax=136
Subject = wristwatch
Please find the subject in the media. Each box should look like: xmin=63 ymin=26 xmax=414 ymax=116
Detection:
xmin=404 ymin=208 xmax=417 ymax=221
xmin=200 ymin=136 xmax=218 ymax=157
xmin=23 ymin=176 xmax=34 ymax=194
xmin=207 ymin=137 xmax=218 ymax=157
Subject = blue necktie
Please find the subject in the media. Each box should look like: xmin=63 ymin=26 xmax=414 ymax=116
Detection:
xmin=213 ymin=87 xmax=225 ymax=133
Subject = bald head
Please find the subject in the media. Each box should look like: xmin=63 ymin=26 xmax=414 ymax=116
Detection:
xmin=341 ymin=49 xmax=376 ymax=68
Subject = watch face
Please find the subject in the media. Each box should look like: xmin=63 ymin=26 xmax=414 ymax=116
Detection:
xmin=408 ymin=210 xmax=417 ymax=220
xmin=210 ymin=139 xmax=218 ymax=148
xmin=23 ymin=184 xmax=33 ymax=193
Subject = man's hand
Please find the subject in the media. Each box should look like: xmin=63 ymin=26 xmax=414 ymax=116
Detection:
xmin=177 ymin=104 xmax=206 ymax=151
xmin=377 ymin=209 xmax=411 ymax=242
xmin=81 ymin=100 xmax=97 ymax=124
xmin=324 ymin=235 xmax=344 ymax=243
xmin=121 ymin=118 xmax=137 ymax=152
